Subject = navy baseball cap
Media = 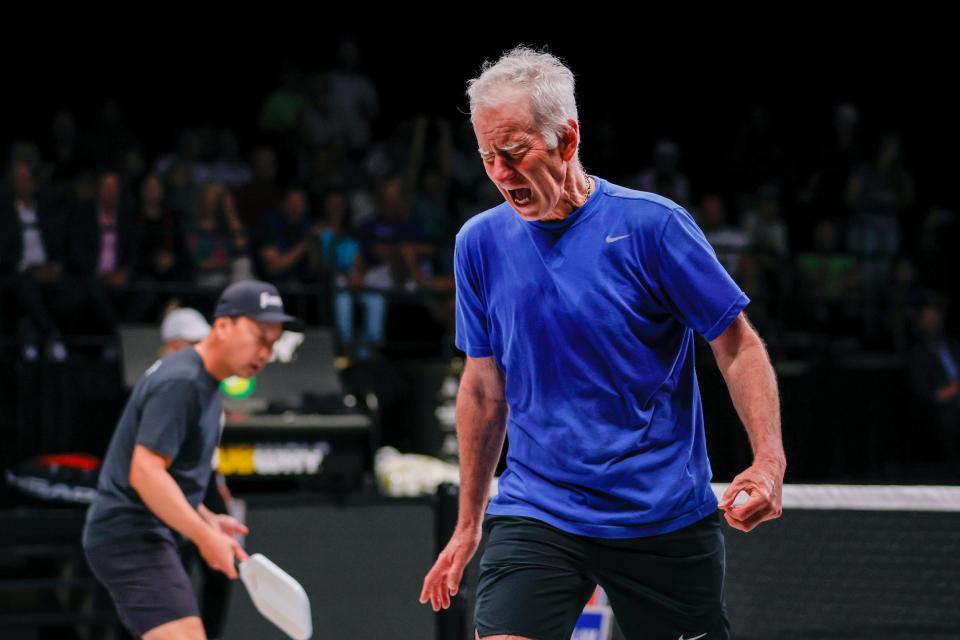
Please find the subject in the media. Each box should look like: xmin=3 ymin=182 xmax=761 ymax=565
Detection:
xmin=213 ymin=280 xmax=302 ymax=329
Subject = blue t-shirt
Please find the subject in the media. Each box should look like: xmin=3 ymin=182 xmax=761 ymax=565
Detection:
xmin=454 ymin=177 xmax=749 ymax=538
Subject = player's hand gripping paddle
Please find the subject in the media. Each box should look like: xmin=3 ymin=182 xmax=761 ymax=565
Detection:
xmin=238 ymin=553 xmax=313 ymax=639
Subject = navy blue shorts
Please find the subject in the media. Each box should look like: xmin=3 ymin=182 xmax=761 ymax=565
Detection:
xmin=476 ymin=511 xmax=730 ymax=640
xmin=84 ymin=535 xmax=199 ymax=637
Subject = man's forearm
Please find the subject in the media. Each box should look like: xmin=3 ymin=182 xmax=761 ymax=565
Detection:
xmin=455 ymin=390 xmax=508 ymax=531
xmin=132 ymin=468 xmax=213 ymax=545
xmin=198 ymin=504 xmax=216 ymax=523
xmin=719 ymin=337 xmax=785 ymax=469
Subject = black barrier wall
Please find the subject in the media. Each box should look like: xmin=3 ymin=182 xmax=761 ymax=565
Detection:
xmin=229 ymin=499 xmax=960 ymax=640
xmin=222 ymin=499 xmax=437 ymax=640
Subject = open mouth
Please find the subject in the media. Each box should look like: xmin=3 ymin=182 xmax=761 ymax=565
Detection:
xmin=508 ymin=188 xmax=532 ymax=205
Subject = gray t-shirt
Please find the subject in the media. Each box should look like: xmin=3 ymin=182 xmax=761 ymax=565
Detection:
xmin=83 ymin=347 xmax=223 ymax=548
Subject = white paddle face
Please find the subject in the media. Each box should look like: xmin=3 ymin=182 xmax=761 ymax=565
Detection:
xmin=239 ymin=553 xmax=313 ymax=640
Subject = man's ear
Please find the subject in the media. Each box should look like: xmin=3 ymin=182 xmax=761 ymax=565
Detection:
xmin=559 ymin=118 xmax=579 ymax=162
xmin=212 ymin=316 xmax=233 ymax=334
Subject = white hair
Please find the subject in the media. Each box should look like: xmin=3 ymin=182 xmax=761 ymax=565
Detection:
xmin=466 ymin=46 xmax=579 ymax=152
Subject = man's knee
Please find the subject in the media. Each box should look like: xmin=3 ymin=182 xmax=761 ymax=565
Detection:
xmin=142 ymin=615 xmax=206 ymax=640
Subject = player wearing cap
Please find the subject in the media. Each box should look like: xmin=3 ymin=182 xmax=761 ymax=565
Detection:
xmin=83 ymin=280 xmax=300 ymax=640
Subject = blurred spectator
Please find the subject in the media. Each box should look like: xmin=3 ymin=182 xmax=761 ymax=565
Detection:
xmin=365 ymin=243 xmax=431 ymax=292
xmin=259 ymin=61 xmax=305 ymax=177
xmin=184 ymin=183 xmax=251 ymax=288
xmin=124 ymin=173 xmax=185 ymax=322
xmin=737 ymin=252 xmax=778 ymax=359
xmin=847 ymin=132 xmax=914 ymax=219
xmin=742 ymin=183 xmax=790 ymax=261
xmin=299 ymin=72 xmax=342 ymax=151
xmin=135 ymin=174 xmax=184 ymax=282
xmin=885 ymin=257 xmax=925 ymax=352
xmin=235 ymin=146 xmax=282 ymax=231
xmin=67 ymin=171 xmax=140 ymax=347
xmin=697 ymin=193 xmax=748 ymax=279
xmin=741 ymin=184 xmax=791 ymax=323
xmin=317 ymin=190 xmax=362 ymax=277
xmin=8 ymin=141 xmax=42 ymax=176
xmin=258 ymin=188 xmax=323 ymax=283
xmin=335 ymin=241 xmax=434 ymax=361
xmin=361 ymin=176 xmax=422 ymax=266
xmin=258 ymin=61 xmax=306 ymax=137
xmin=413 ymin=166 xmax=452 ymax=276
xmin=68 ymin=172 xmax=138 ymax=288
xmin=0 ymin=160 xmax=69 ymax=361
xmin=846 ymin=133 xmax=915 ymax=297
xmin=328 ymin=38 xmax=380 ymax=156
xmin=163 ymin=160 xmax=198 ymax=221
xmin=160 ymin=307 xmax=211 ymax=356
xmin=794 ymin=219 xmax=861 ymax=341
xmin=338 ymin=174 xmax=430 ymax=359
xmin=907 ymin=302 xmax=960 ymax=474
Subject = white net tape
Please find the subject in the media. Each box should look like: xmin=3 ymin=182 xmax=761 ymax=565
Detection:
xmin=712 ymin=482 xmax=960 ymax=511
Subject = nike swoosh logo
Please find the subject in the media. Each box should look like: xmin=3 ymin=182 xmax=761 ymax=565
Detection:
xmin=679 ymin=634 xmax=707 ymax=640
xmin=605 ymin=234 xmax=630 ymax=243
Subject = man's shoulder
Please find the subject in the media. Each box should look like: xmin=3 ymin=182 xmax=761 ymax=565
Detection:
xmin=137 ymin=350 xmax=206 ymax=396
xmin=599 ymin=178 xmax=681 ymax=210
xmin=455 ymin=202 xmax=516 ymax=243
xmin=596 ymin=178 xmax=685 ymax=233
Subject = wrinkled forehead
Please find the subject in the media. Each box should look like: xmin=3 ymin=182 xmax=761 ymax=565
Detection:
xmin=473 ymin=96 xmax=538 ymax=147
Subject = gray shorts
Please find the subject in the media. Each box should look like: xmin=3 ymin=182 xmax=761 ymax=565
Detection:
xmin=84 ymin=534 xmax=199 ymax=637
